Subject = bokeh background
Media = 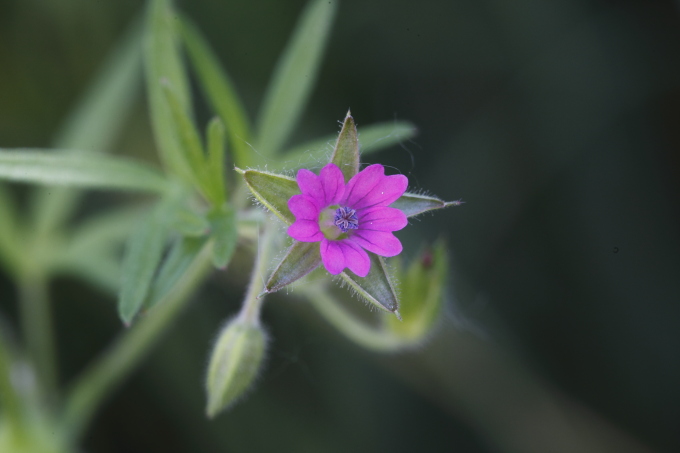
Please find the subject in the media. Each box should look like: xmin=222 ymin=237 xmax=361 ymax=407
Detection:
xmin=1 ymin=0 xmax=679 ymax=452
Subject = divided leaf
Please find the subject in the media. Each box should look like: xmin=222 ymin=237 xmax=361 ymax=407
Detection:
xmin=330 ymin=111 xmax=359 ymax=183
xmin=0 ymin=150 xmax=168 ymax=193
xmin=265 ymin=241 xmax=322 ymax=293
xmin=145 ymin=0 xmax=193 ymax=179
xmin=256 ymin=0 xmax=337 ymax=156
xmin=209 ymin=204 xmax=238 ymax=269
xmin=179 ymin=16 xmax=252 ymax=168
xmin=118 ymin=199 xmax=176 ymax=324
xmin=340 ymin=254 xmax=400 ymax=316
xmin=147 ymin=236 xmax=207 ymax=309
xmin=237 ymin=168 xmax=300 ymax=224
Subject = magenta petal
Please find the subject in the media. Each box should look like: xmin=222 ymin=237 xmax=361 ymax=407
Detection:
xmin=319 ymin=163 xmax=345 ymax=206
xmin=353 ymin=174 xmax=408 ymax=210
xmin=288 ymin=194 xmax=320 ymax=220
xmin=349 ymin=230 xmax=403 ymax=257
xmin=339 ymin=240 xmax=371 ymax=277
xmin=296 ymin=168 xmax=325 ymax=206
xmin=342 ymin=164 xmax=384 ymax=208
xmin=287 ymin=220 xmax=323 ymax=242
xmin=357 ymin=206 xmax=407 ymax=232
xmin=320 ymin=239 xmax=346 ymax=274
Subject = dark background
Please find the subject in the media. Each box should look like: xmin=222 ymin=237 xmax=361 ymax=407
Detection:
xmin=1 ymin=0 xmax=679 ymax=452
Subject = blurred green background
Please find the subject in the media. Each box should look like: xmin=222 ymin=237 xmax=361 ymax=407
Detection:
xmin=1 ymin=0 xmax=679 ymax=452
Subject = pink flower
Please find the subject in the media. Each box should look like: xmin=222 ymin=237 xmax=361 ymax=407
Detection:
xmin=287 ymin=163 xmax=408 ymax=277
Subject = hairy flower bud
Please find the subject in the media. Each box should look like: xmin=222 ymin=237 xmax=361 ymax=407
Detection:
xmin=205 ymin=318 xmax=267 ymax=418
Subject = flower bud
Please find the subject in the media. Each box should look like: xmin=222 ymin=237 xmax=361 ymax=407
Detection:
xmin=385 ymin=239 xmax=448 ymax=342
xmin=205 ymin=317 xmax=267 ymax=418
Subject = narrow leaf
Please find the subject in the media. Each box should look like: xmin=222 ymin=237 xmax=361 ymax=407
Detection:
xmin=0 ymin=150 xmax=168 ymax=192
xmin=147 ymin=236 xmax=206 ymax=308
xmin=118 ymin=199 xmax=176 ymax=324
xmin=172 ymin=208 xmax=210 ymax=237
xmin=330 ymin=111 xmax=359 ymax=183
xmin=207 ymin=117 xmax=227 ymax=205
xmin=31 ymin=19 xmax=144 ymax=239
xmin=179 ymin=15 xmax=252 ymax=167
xmin=163 ymin=84 xmax=207 ymax=191
xmin=146 ymin=0 xmax=193 ymax=179
xmin=256 ymin=0 xmax=337 ymax=155
xmin=340 ymin=254 xmax=400 ymax=315
xmin=237 ymin=168 xmax=300 ymax=224
xmin=209 ymin=204 xmax=237 ymax=269
xmin=281 ymin=120 xmax=418 ymax=169
xmin=391 ymin=192 xmax=461 ymax=218
xmin=265 ymin=241 xmax=322 ymax=293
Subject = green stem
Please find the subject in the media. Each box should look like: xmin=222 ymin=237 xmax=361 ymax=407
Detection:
xmin=18 ymin=272 xmax=57 ymax=408
xmin=238 ymin=226 xmax=275 ymax=325
xmin=0 ymin=332 xmax=22 ymax=425
xmin=304 ymin=288 xmax=403 ymax=352
xmin=60 ymin=241 xmax=214 ymax=441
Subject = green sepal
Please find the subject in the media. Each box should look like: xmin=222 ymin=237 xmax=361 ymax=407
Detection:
xmin=205 ymin=318 xmax=267 ymax=418
xmin=265 ymin=240 xmax=322 ymax=293
xmin=209 ymin=203 xmax=238 ymax=269
xmin=391 ymin=192 xmax=462 ymax=218
xmin=280 ymin=120 xmax=417 ymax=170
xmin=385 ymin=239 xmax=448 ymax=340
xmin=330 ymin=111 xmax=360 ymax=183
xmin=236 ymin=168 xmax=300 ymax=224
xmin=340 ymin=253 xmax=400 ymax=316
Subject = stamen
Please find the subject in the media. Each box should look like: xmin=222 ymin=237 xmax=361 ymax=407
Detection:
xmin=334 ymin=206 xmax=359 ymax=233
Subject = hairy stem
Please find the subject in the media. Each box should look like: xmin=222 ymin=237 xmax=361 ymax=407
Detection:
xmin=304 ymin=288 xmax=403 ymax=352
xmin=60 ymin=241 xmax=214 ymax=441
xmin=18 ymin=272 xmax=58 ymax=408
xmin=238 ymin=225 xmax=275 ymax=325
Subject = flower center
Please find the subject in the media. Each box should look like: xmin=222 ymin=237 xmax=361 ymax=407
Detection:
xmin=334 ymin=206 xmax=359 ymax=233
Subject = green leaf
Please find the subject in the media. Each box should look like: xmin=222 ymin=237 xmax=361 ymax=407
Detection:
xmin=255 ymin=0 xmax=337 ymax=155
xmin=391 ymin=192 xmax=462 ymax=218
xmin=206 ymin=117 xmax=227 ymax=205
xmin=145 ymin=0 xmax=193 ymax=179
xmin=31 ymin=18 xmax=144 ymax=240
xmin=340 ymin=254 xmax=400 ymax=316
xmin=118 ymin=198 xmax=176 ymax=324
xmin=55 ymin=250 xmax=122 ymax=295
xmin=147 ymin=236 xmax=207 ymax=308
xmin=330 ymin=111 xmax=360 ymax=183
xmin=281 ymin=120 xmax=418 ymax=169
xmin=163 ymin=84 xmax=207 ymax=191
xmin=172 ymin=208 xmax=210 ymax=237
xmin=265 ymin=241 xmax=321 ymax=293
xmin=179 ymin=15 xmax=252 ymax=168
xmin=0 ymin=150 xmax=168 ymax=192
xmin=0 ymin=184 xmax=23 ymax=275
xmin=209 ymin=204 xmax=237 ymax=269
xmin=237 ymin=168 xmax=300 ymax=224
xmin=386 ymin=240 xmax=448 ymax=341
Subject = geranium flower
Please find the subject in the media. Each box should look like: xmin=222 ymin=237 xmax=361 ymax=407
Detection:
xmin=287 ymin=162 xmax=408 ymax=277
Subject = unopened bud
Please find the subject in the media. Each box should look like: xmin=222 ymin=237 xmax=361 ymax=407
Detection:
xmin=205 ymin=317 xmax=267 ymax=418
xmin=386 ymin=239 xmax=448 ymax=342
